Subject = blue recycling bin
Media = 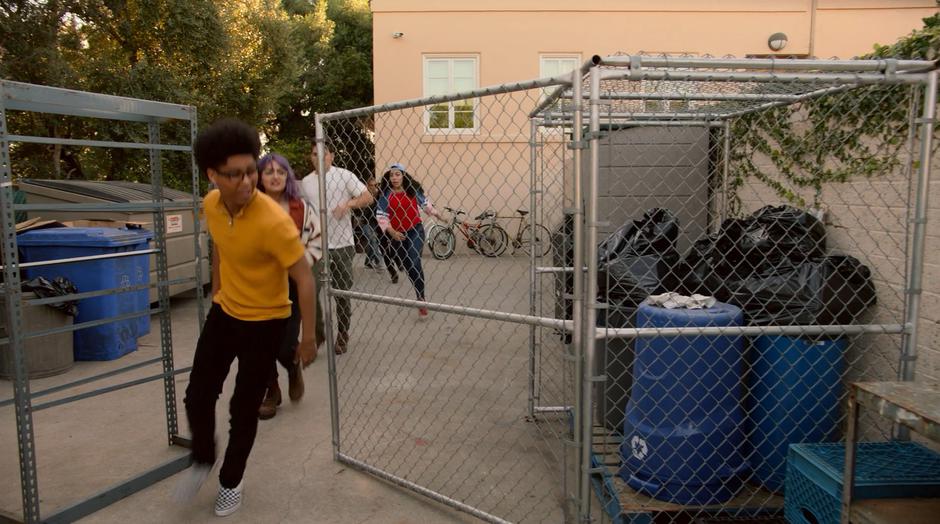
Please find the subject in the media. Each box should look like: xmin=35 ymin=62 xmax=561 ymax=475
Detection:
xmin=620 ymin=301 xmax=749 ymax=505
xmin=746 ymin=335 xmax=846 ymax=492
xmin=18 ymin=227 xmax=153 ymax=361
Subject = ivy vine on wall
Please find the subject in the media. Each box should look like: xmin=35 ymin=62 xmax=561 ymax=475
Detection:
xmin=724 ymin=14 xmax=940 ymax=214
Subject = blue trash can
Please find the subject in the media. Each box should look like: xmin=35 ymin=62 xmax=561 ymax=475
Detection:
xmin=620 ymin=300 xmax=749 ymax=505
xmin=18 ymin=227 xmax=153 ymax=361
xmin=746 ymin=335 xmax=846 ymax=492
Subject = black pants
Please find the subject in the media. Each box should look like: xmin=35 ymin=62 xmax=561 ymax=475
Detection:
xmin=271 ymin=279 xmax=301 ymax=380
xmin=184 ymin=304 xmax=287 ymax=488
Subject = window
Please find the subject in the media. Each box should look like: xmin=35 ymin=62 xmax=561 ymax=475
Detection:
xmin=540 ymin=55 xmax=580 ymax=111
xmin=540 ymin=55 xmax=580 ymax=80
xmin=424 ymin=57 xmax=478 ymax=132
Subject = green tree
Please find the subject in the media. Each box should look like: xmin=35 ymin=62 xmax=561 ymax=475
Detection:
xmin=1 ymin=0 xmax=305 ymax=190
xmin=265 ymin=0 xmax=374 ymax=180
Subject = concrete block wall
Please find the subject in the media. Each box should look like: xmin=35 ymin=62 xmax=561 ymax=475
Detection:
xmin=730 ymin=125 xmax=940 ymax=389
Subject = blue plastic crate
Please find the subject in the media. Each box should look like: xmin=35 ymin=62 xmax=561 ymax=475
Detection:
xmin=18 ymin=227 xmax=153 ymax=361
xmin=784 ymin=442 xmax=940 ymax=524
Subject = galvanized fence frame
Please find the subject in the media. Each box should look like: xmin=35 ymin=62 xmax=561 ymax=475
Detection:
xmin=546 ymin=57 xmax=936 ymax=524
xmin=317 ymin=56 xmax=936 ymax=524
xmin=0 ymin=80 xmax=205 ymax=523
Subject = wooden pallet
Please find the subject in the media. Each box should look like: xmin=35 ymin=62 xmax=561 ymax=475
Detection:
xmin=589 ymin=426 xmax=784 ymax=523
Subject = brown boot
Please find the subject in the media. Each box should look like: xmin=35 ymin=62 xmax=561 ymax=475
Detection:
xmin=288 ymin=362 xmax=304 ymax=402
xmin=334 ymin=331 xmax=349 ymax=355
xmin=258 ymin=383 xmax=281 ymax=420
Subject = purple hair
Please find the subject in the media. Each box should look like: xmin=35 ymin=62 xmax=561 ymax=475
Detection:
xmin=257 ymin=153 xmax=301 ymax=202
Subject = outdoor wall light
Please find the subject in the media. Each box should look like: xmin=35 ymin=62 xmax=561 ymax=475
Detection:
xmin=768 ymin=32 xmax=788 ymax=52
xmin=392 ymin=32 xmax=405 ymax=39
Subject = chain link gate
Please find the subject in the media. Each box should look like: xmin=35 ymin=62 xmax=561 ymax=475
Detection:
xmin=314 ymin=76 xmax=579 ymax=523
xmin=315 ymin=56 xmax=938 ymax=523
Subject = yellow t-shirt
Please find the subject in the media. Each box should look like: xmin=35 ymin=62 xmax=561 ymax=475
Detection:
xmin=205 ymin=189 xmax=304 ymax=321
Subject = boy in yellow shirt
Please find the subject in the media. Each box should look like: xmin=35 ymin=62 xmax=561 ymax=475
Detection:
xmin=174 ymin=119 xmax=317 ymax=516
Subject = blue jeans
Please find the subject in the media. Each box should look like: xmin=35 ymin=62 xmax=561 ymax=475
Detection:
xmin=362 ymin=222 xmax=383 ymax=266
xmin=385 ymin=223 xmax=426 ymax=301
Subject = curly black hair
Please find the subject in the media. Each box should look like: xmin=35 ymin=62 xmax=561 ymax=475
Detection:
xmin=380 ymin=166 xmax=424 ymax=198
xmin=193 ymin=118 xmax=261 ymax=175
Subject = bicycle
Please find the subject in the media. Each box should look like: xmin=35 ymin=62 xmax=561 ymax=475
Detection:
xmin=427 ymin=207 xmax=507 ymax=259
xmin=489 ymin=209 xmax=552 ymax=257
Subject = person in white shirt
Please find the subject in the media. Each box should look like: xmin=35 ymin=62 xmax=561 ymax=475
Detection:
xmin=299 ymin=140 xmax=374 ymax=354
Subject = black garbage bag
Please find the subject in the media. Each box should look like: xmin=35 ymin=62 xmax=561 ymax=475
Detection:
xmin=598 ymin=208 xmax=679 ymax=263
xmin=552 ymin=213 xmax=576 ymax=342
xmin=680 ymin=218 xmax=755 ymax=302
xmin=22 ymin=276 xmax=79 ymax=317
xmin=742 ymin=205 xmax=827 ymax=265
xmin=599 ymin=253 xmax=676 ymax=303
xmin=731 ymin=255 xmax=876 ymax=326
xmin=597 ymin=208 xmax=680 ymax=300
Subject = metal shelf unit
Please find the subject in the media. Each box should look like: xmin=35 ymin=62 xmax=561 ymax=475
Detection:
xmin=0 ymin=79 xmax=205 ymax=523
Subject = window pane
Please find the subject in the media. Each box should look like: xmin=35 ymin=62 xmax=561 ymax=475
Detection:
xmin=541 ymin=57 xmax=579 ymax=77
xmin=429 ymin=107 xmax=449 ymax=129
xmin=427 ymin=60 xmax=449 ymax=79
xmin=428 ymin=77 xmax=449 ymax=96
xmin=454 ymin=77 xmax=474 ymax=92
xmin=454 ymin=110 xmax=474 ymax=129
xmin=542 ymin=59 xmax=560 ymax=77
xmin=453 ymin=59 xmax=475 ymax=80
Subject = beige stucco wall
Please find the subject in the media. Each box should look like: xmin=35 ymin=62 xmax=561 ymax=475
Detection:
xmin=363 ymin=0 xmax=940 ymax=384
xmin=373 ymin=1 xmax=936 ymax=104
xmin=369 ymin=0 xmax=936 ymax=220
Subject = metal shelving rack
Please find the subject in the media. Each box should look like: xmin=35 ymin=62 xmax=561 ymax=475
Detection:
xmin=0 ymin=80 xmax=205 ymax=523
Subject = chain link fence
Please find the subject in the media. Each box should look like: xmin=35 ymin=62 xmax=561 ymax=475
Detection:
xmin=312 ymin=56 xmax=937 ymax=523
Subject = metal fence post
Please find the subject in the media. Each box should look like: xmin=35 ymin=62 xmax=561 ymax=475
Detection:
xmin=316 ymin=114 xmax=342 ymax=460
xmin=579 ymin=63 xmax=603 ymax=524
xmin=899 ymin=70 xmax=937 ymax=387
xmin=569 ymin=66 xmax=588 ymax=521
xmin=721 ymin=120 xmax=732 ymax=227
xmin=528 ymin=117 xmax=539 ymax=420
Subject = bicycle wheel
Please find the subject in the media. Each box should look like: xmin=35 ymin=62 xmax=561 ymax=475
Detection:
xmin=429 ymin=227 xmax=456 ymax=260
xmin=520 ymin=223 xmax=553 ymax=257
xmin=425 ymin=224 xmax=445 ymax=254
xmin=475 ymin=224 xmax=509 ymax=257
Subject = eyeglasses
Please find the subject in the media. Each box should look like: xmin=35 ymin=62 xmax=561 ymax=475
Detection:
xmin=214 ymin=166 xmax=257 ymax=182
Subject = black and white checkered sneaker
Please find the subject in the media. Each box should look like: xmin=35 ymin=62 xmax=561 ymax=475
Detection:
xmin=213 ymin=479 xmax=243 ymax=517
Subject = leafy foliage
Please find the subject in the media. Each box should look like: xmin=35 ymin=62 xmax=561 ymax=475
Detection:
xmin=727 ymin=15 xmax=939 ymax=211
xmin=0 ymin=0 xmax=374 ymax=190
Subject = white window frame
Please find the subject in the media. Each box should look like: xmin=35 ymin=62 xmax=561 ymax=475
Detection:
xmin=422 ymin=56 xmax=479 ymax=134
xmin=539 ymin=54 xmax=581 ymax=99
xmin=539 ymin=54 xmax=581 ymax=135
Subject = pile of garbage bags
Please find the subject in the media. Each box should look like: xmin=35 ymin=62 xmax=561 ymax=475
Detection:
xmin=681 ymin=205 xmax=875 ymax=325
xmin=555 ymin=204 xmax=876 ymax=325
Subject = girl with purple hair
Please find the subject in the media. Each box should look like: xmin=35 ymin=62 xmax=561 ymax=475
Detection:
xmin=256 ymin=152 xmax=322 ymax=419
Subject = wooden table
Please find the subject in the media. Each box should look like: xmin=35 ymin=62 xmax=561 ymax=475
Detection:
xmin=841 ymin=381 xmax=940 ymax=524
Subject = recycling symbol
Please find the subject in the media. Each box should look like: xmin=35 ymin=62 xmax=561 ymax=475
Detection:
xmin=630 ymin=435 xmax=649 ymax=460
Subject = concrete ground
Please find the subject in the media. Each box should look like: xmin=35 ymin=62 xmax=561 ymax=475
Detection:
xmin=1 ymin=253 xmax=570 ymax=523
